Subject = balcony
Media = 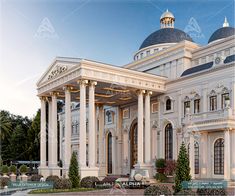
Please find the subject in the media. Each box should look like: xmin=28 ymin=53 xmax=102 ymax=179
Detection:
xmin=181 ymin=108 xmax=234 ymax=131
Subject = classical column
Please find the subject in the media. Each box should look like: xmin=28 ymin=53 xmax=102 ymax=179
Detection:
xmin=88 ymin=81 xmax=97 ymax=167
xmin=112 ymin=135 xmax=116 ymax=174
xmin=224 ymin=129 xmax=231 ymax=180
xmin=98 ymin=105 xmax=105 ymax=176
xmin=189 ymin=133 xmax=195 ymax=179
xmin=200 ymin=132 xmax=208 ymax=178
xmin=40 ymin=97 xmax=46 ymax=167
xmin=202 ymin=84 xmax=208 ymax=113
xmin=137 ymin=90 xmax=145 ymax=165
xmin=64 ymin=86 xmax=72 ymax=168
xmin=48 ymin=99 xmax=52 ymax=167
xmin=79 ymin=80 xmax=88 ymax=168
xmin=51 ymin=92 xmax=58 ymax=167
xmin=145 ymin=91 xmax=152 ymax=164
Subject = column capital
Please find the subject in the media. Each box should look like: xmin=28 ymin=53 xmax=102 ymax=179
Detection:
xmin=136 ymin=89 xmax=145 ymax=95
xmin=145 ymin=91 xmax=152 ymax=96
xmin=89 ymin=81 xmax=97 ymax=87
xmin=39 ymin=96 xmax=47 ymax=101
xmin=63 ymin=85 xmax=74 ymax=91
xmin=77 ymin=79 xmax=89 ymax=86
xmin=50 ymin=91 xmax=59 ymax=97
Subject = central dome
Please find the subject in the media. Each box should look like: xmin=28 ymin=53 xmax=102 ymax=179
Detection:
xmin=139 ymin=28 xmax=193 ymax=50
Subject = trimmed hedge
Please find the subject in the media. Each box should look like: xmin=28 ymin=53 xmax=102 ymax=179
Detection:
xmin=155 ymin=173 xmax=167 ymax=182
xmin=54 ymin=179 xmax=72 ymax=189
xmin=197 ymin=188 xmax=227 ymax=195
xmin=1 ymin=165 xmax=9 ymax=174
xmin=0 ymin=177 xmax=10 ymax=188
xmin=80 ymin=176 xmax=100 ymax=188
xmin=19 ymin=165 xmax=28 ymax=174
xmin=46 ymin=175 xmax=60 ymax=186
xmin=31 ymin=174 xmax=43 ymax=181
xmin=9 ymin=165 xmax=17 ymax=174
xmin=101 ymin=176 xmax=118 ymax=183
xmin=144 ymin=185 xmax=171 ymax=195
xmin=175 ymin=189 xmax=196 ymax=195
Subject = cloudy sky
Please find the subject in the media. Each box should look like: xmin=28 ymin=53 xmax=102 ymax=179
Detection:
xmin=0 ymin=0 xmax=234 ymax=117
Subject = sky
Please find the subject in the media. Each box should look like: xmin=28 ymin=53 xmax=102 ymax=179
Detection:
xmin=0 ymin=0 xmax=234 ymax=118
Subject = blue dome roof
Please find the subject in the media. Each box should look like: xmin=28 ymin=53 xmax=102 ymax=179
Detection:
xmin=208 ymin=27 xmax=235 ymax=43
xmin=139 ymin=28 xmax=193 ymax=50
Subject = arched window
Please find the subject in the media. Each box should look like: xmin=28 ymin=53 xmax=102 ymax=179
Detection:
xmin=187 ymin=141 xmax=200 ymax=174
xmin=165 ymin=123 xmax=173 ymax=160
xmin=107 ymin=132 xmax=112 ymax=174
xmin=214 ymin=138 xmax=224 ymax=175
xmin=166 ymin=99 xmax=172 ymax=111
xmin=194 ymin=142 xmax=199 ymax=174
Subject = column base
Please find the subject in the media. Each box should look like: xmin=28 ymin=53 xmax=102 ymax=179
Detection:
xmin=38 ymin=166 xmax=50 ymax=178
xmin=48 ymin=166 xmax=61 ymax=177
xmin=80 ymin=167 xmax=99 ymax=179
xmin=98 ymin=163 xmax=106 ymax=177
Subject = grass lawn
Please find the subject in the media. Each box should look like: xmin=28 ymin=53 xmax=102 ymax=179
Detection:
xmin=29 ymin=188 xmax=97 ymax=194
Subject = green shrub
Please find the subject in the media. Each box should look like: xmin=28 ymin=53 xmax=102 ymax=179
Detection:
xmin=196 ymin=188 xmax=227 ymax=195
xmin=155 ymin=173 xmax=167 ymax=182
xmin=68 ymin=152 xmax=80 ymax=188
xmin=46 ymin=175 xmax=60 ymax=185
xmin=9 ymin=165 xmax=17 ymax=174
xmin=0 ymin=177 xmax=10 ymax=188
xmin=19 ymin=165 xmax=28 ymax=174
xmin=1 ymin=165 xmax=9 ymax=174
xmin=175 ymin=189 xmax=196 ymax=195
xmin=80 ymin=176 xmax=100 ymax=188
xmin=54 ymin=178 xmax=72 ymax=189
xmin=174 ymin=143 xmax=191 ymax=193
xmin=31 ymin=174 xmax=43 ymax=181
xmin=144 ymin=185 xmax=171 ymax=195
xmin=102 ymin=176 xmax=118 ymax=183
xmin=165 ymin=159 xmax=177 ymax=176
xmin=155 ymin=158 xmax=166 ymax=168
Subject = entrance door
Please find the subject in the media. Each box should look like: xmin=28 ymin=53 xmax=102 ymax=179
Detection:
xmin=130 ymin=123 xmax=138 ymax=169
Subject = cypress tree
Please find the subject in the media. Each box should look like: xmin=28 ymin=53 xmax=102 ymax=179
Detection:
xmin=174 ymin=142 xmax=191 ymax=193
xmin=68 ymin=152 xmax=80 ymax=188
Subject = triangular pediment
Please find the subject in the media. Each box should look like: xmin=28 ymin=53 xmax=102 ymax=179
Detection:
xmin=37 ymin=57 xmax=82 ymax=87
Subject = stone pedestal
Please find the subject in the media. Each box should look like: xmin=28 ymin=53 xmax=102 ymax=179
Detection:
xmin=9 ymin=173 xmax=16 ymax=181
xmin=134 ymin=163 xmax=154 ymax=179
xmin=20 ymin=174 xmax=28 ymax=182
xmin=38 ymin=166 xmax=50 ymax=178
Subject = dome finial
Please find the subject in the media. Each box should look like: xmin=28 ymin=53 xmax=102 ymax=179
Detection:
xmin=223 ymin=16 xmax=229 ymax=27
xmin=160 ymin=9 xmax=175 ymax=29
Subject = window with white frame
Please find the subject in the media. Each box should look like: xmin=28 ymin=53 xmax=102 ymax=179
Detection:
xmin=194 ymin=99 xmax=200 ymax=113
xmin=210 ymin=96 xmax=217 ymax=111
xmin=221 ymin=93 xmax=229 ymax=109
xmin=106 ymin=110 xmax=113 ymax=124
xmin=184 ymin=100 xmax=190 ymax=116
xmin=166 ymin=98 xmax=172 ymax=111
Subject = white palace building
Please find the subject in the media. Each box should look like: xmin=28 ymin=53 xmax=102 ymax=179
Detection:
xmin=37 ymin=10 xmax=235 ymax=181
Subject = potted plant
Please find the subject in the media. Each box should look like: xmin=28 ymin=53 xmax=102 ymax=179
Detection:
xmin=155 ymin=158 xmax=166 ymax=174
xmin=19 ymin=164 xmax=28 ymax=181
xmin=9 ymin=165 xmax=17 ymax=181
xmin=225 ymin=96 xmax=230 ymax=108
xmin=1 ymin=165 xmax=9 ymax=177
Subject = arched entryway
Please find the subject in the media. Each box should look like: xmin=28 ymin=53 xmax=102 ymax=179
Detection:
xmin=107 ymin=132 xmax=112 ymax=174
xmin=130 ymin=121 xmax=138 ymax=169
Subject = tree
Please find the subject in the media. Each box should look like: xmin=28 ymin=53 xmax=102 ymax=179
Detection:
xmin=174 ymin=142 xmax=191 ymax=193
xmin=68 ymin=152 xmax=80 ymax=188
xmin=0 ymin=111 xmax=12 ymax=140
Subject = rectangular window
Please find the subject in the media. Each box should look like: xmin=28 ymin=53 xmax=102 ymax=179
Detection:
xmin=221 ymin=93 xmax=229 ymax=109
xmin=210 ymin=96 xmax=217 ymax=111
xmin=184 ymin=101 xmax=190 ymax=116
xmin=194 ymin=99 xmax=200 ymax=114
xmin=146 ymin=50 xmax=150 ymax=56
